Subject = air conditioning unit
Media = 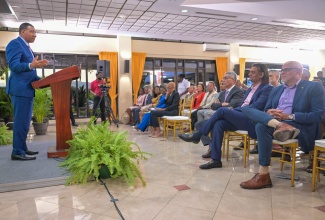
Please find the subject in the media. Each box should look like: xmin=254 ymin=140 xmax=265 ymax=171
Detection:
xmin=203 ymin=43 xmax=230 ymax=52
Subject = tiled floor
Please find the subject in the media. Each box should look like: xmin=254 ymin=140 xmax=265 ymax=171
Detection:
xmin=1 ymin=119 xmax=325 ymax=220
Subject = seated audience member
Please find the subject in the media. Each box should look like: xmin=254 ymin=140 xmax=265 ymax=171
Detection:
xmin=150 ymin=82 xmax=180 ymax=138
xmin=178 ymin=63 xmax=273 ymax=166
xmin=236 ymin=79 xmax=248 ymax=91
xmin=125 ymin=88 xmax=146 ymax=125
xmin=192 ymin=83 xmax=206 ymax=110
xmin=316 ymin=71 xmax=325 ymax=85
xmin=132 ymin=86 xmax=152 ymax=125
xmin=184 ymin=85 xmax=195 ymax=106
xmin=269 ymin=70 xmax=281 ymax=87
xmin=197 ymin=72 xmax=244 ymax=122
xmin=191 ymin=82 xmax=218 ymax=129
xmin=302 ymin=68 xmax=311 ymax=81
xmin=151 ymin=85 xmax=161 ymax=107
xmin=238 ymin=61 xmax=325 ymax=189
xmin=139 ymin=85 xmax=161 ymax=121
xmin=134 ymin=85 xmax=167 ymax=132
xmin=249 ymin=69 xmax=281 ymax=154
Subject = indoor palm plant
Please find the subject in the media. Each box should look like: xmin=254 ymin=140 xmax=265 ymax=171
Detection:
xmin=32 ymin=88 xmax=52 ymax=135
xmin=60 ymin=117 xmax=150 ymax=186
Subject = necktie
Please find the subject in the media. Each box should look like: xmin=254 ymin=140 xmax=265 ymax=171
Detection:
xmin=224 ymin=90 xmax=229 ymax=102
xmin=28 ymin=44 xmax=34 ymax=58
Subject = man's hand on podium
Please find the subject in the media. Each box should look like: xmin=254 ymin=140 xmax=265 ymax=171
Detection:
xmin=30 ymin=55 xmax=49 ymax=69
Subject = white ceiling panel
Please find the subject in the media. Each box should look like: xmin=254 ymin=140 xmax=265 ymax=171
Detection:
xmin=1 ymin=0 xmax=325 ymax=49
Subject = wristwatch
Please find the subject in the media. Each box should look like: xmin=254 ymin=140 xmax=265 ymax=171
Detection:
xmin=288 ymin=114 xmax=294 ymax=120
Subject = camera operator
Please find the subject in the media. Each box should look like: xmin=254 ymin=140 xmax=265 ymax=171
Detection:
xmin=90 ymin=72 xmax=106 ymax=123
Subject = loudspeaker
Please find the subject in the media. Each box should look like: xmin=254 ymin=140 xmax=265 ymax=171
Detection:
xmin=96 ymin=60 xmax=110 ymax=78
xmin=124 ymin=60 xmax=130 ymax=73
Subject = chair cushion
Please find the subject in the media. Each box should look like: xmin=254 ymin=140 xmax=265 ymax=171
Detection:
xmin=166 ymin=116 xmax=189 ymax=121
xmin=315 ymin=139 xmax=325 ymax=148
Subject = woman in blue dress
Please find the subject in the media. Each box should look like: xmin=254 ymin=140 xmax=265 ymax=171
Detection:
xmin=133 ymin=85 xmax=167 ymax=132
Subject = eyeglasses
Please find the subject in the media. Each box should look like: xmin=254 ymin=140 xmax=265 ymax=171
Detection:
xmin=280 ymin=68 xmax=301 ymax=73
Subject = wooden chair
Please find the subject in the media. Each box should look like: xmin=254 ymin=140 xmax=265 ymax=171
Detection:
xmin=223 ymin=130 xmax=253 ymax=168
xmin=311 ymin=139 xmax=325 ymax=191
xmin=271 ymin=139 xmax=299 ymax=187
xmin=163 ymin=98 xmax=193 ymax=141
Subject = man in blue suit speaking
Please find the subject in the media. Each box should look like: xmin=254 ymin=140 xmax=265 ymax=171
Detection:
xmin=6 ymin=23 xmax=48 ymax=160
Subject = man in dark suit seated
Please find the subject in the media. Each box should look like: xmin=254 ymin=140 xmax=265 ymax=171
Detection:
xmin=197 ymin=71 xmax=244 ymax=122
xmin=150 ymin=82 xmax=180 ymax=138
xmin=179 ymin=63 xmax=273 ymax=168
xmin=238 ymin=61 xmax=325 ymax=189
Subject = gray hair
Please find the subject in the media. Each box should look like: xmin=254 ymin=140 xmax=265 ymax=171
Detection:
xmin=269 ymin=69 xmax=280 ymax=76
xmin=302 ymin=68 xmax=310 ymax=78
xmin=225 ymin=71 xmax=237 ymax=81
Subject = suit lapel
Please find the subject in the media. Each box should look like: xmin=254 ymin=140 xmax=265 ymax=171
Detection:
xmin=273 ymin=86 xmax=284 ymax=108
xmin=17 ymin=37 xmax=34 ymax=59
xmin=292 ymin=80 xmax=305 ymax=109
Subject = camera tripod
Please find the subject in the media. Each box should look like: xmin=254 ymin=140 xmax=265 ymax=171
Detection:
xmin=93 ymin=85 xmax=119 ymax=127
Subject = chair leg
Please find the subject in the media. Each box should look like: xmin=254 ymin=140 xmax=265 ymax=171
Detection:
xmin=290 ymin=146 xmax=297 ymax=187
xmin=243 ymin=135 xmax=247 ymax=168
xmin=226 ymin=134 xmax=230 ymax=161
xmin=222 ymin=132 xmax=226 ymax=159
xmin=280 ymin=148 xmax=285 ymax=171
xmin=312 ymin=148 xmax=318 ymax=192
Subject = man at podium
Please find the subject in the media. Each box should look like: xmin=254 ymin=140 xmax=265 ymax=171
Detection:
xmin=6 ymin=23 xmax=48 ymax=161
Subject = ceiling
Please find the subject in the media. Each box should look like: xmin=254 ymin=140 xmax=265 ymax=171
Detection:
xmin=1 ymin=0 xmax=325 ymax=50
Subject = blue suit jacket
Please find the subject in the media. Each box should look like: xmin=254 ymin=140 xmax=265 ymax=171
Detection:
xmin=264 ymin=80 xmax=325 ymax=151
xmin=6 ymin=37 xmax=40 ymax=97
xmin=237 ymin=83 xmax=273 ymax=111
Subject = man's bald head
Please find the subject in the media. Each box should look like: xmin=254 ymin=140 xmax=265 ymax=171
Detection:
xmin=167 ymin=82 xmax=175 ymax=90
xmin=281 ymin=61 xmax=303 ymax=86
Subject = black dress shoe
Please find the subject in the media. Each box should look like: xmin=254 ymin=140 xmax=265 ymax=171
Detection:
xmin=11 ymin=154 xmax=36 ymax=160
xmin=233 ymin=142 xmax=244 ymax=150
xmin=250 ymin=145 xmax=259 ymax=154
xmin=178 ymin=133 xmax=200 ymax=144
xmin=199 ymin=160 xmax=222 ymax=169
xmin=202 ymin=147 xmax=211 ymax=158
xmin=25 ymin=150 xmax=39 ymax=155
xmin=72 ymin=123 xmax=78 ymax=127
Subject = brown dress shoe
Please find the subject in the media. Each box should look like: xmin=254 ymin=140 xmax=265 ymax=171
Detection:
xmin=273 ymin=122 xmax=300 ymax=142
xmin=240 ymin=173 xmax=273 ymax=189
xmin=202 ymin=147 xmax=211 ymax=158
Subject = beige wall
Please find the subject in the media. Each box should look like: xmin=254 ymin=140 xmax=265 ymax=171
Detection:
xmin=132 ymin=40 xmax=227 ymax=59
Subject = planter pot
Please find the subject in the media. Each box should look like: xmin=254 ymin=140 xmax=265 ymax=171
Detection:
xmin=32 ymin=122 xmax=48 ymax=135
xmin=4 ymin=117 xmax=14 ymax=130
xmin=99 ymin=165 xmax=112 ymax=179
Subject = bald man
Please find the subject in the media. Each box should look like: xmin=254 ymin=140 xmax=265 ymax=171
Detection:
xmin=150 ymin=82 xmax=180 ymax=137
xmin=240 ymin=61 xmax=325 ymax=190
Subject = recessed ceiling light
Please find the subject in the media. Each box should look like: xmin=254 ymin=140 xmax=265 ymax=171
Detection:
xmin=181 ymin=9 xmax=188 ymax=13
xmin=251 ymin=17 xmax=258 ymax=21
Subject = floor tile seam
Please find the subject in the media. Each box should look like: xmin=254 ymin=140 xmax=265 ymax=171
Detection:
xmin=270 ymin=200 xmax=325 ymax=208
xmin=214 ymin=167 xmax=236 ymax=216
xmin=213 ymin=211 xmax=255 ymax=220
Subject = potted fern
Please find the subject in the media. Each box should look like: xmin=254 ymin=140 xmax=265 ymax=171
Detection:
xmin=60 ymin=118 xmax=150 ymax=186
xmin=32 ymin=88 xmax=52 ymax=135
xmin=0 ymin=124 xmax=12 ymax=145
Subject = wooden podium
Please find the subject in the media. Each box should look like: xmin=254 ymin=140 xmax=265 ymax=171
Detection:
xmin=32 ymin=66 xmax=80 ymax=158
